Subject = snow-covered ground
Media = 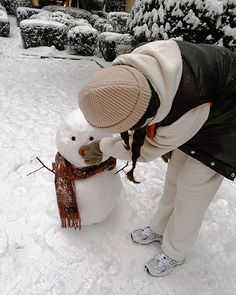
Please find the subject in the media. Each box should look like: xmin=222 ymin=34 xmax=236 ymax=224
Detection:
xmin=0 ymin=16 xmax=236 ymax=295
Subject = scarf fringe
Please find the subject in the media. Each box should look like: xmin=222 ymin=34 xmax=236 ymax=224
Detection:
xmin=61 ymin=218 xmax=81 ymax=230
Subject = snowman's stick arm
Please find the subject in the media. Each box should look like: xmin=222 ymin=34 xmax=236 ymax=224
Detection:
xmin=27 ymin=158 xmax=55 ymax=176
xmin=36 ymin=157 xmax=55 ymax=174
xmin=26 ymin=166 xmax=44 ymax=176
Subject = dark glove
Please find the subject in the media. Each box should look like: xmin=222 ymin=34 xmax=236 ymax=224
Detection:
xmin=79 ymin=140 xmax=103 ymax=166
xmin=161 ymin=151 xmax=172 ymax=163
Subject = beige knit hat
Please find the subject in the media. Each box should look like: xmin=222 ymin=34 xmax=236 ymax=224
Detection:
xmin=79 ymin=65 xmax=151 ymax=133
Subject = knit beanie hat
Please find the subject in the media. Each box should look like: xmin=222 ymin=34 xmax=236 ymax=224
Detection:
xmin=79 ymin=65 xmax=151 ymax=133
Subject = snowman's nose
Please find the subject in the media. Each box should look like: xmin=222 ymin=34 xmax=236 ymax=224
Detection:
xmin=78 ymin=148 xmax=85 ymax=157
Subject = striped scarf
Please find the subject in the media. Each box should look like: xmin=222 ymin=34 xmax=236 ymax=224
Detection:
xmin=52 ymin=152 xmax=116 ymax=230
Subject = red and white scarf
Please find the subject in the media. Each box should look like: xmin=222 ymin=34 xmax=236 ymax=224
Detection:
xmin=52 ymin=152 xmax=116 ymax=230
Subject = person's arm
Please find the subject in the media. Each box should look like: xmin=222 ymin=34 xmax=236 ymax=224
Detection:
xmin=100 ymin=103 xmax=210 ymax=162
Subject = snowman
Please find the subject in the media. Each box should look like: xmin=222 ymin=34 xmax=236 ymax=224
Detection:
xmin=55 ymin=108 xmax=122 ymax=227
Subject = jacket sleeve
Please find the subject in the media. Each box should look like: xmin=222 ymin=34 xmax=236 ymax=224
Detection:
xmin=99 ymin=103 xmax=210 ymax=162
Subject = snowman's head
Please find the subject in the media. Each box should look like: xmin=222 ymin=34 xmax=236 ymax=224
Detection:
xmin=56 ymin=108 xmax=111 ymax=168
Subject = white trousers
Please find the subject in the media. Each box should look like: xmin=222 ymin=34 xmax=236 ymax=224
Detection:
xmin=151 ymin=149 xmax=224 ymax=261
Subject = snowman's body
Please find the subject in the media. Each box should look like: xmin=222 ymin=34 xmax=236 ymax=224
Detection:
xmin=56 ymin=108 xmax=122 ymax=225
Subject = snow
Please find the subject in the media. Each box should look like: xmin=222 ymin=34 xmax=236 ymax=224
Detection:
xmin=99 ymin=31 xmax=131 ymax=41
xmin=0 ymin=15 xmax=236 ymax=295
xmin=107 ymin=11 xmax=129 ymax=18
xmin=20 ymin=18 xmax=67 ymax=29
xmin=0 ymin=9 xmax=8 ymax=21
xmin=223 ymin=24 xmax=236 ymax=37
xmin=183 ymin=10 xmax=201 ymax=30
xmin=30 ymin=11 xmax=52 ymax=20
xmin=68 ymin=25 xmax=98 ymax=36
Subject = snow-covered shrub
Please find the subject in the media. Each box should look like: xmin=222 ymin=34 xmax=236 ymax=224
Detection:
xmin=20 ymin=19 xmax=67 ymax=50
xmin=127 ymin=0 xmax=223 ymax=45
xmin=29 ymin=11 xmax=92 ymax=32
xmin=90 ymin=14 xmax=100 ymax=26
xmin=94 ymin=18 xmax=113 ymax=32
xmin=0 ymin=0 xmax=33 ymax=15
xmin=67 ymin=18 xmax=92 ymax=29
xmin=48 ymin=11 xmax=73 ymax=25
xmin=0 ymin=4 xmax=10 ymax=37
xmin=107 ymin=11 xmax=129 ymax=33
xmin=48 ymin=11 xmax=92 ymax=29
xmin=29 ymin=10 xmax=52 ymax=20
xmin=98 ymin=32 xmax=134 ymax=61
xmin=67 ymin=26 xmax=98 ymax=55
xmin=16 ymin=7 xmax=41 ymax=26
xmin=89 ymin=10 xmax=108 ymax=26
xmin=91 ymin=10 xmax=108 ymax=18
xmin=42 ymin=5 xmax=92 ymax=21
xmin=218 ymin=0 xmax=236 ymax=51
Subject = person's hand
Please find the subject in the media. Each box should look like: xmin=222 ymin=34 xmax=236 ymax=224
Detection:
xmin=161 ymin=151 xmax=172 ymax=163
xmin=79 ymin=140 xmax=103 ymax=166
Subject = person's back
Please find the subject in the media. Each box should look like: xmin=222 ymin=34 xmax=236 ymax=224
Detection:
xmin=78 ymin=40 xmax=236 ymax=276
xmin=160 ymin=41 xmax=236 ymax=127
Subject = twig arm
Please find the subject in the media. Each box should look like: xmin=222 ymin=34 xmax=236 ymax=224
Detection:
xmin=36 ymin=157 xmax=55 ymax=174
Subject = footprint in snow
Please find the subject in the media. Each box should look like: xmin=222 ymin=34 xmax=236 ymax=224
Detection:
xmin=44 ymin=228 xmax=69 ymax=251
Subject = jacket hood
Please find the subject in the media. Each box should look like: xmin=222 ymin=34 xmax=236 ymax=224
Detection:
xmin=112 ymin=40 xmax=183 ymax=124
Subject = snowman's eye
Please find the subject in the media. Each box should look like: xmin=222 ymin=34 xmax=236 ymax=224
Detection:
xmin=89 ymin=136 xmax=94 ymax=141
xmin=71 ymin=136 xmax=76 ymax=141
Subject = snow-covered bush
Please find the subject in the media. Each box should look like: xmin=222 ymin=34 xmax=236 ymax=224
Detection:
xmin=127 ymin=0 xmax=236 ymax=52
xmin=98 ymin=32 xmax=134 ymax=61
xmin=0 ymin=0 xmax=33 ymax=15
xmin=30 ymin=11 xmax=92 ymax=31
xmin=0 ymin=4 xmax=10 ymax=37
xmin=218 ymin=0 xmax=236 ymax=51
xmin=48 ymin=11 xmax=91 ymax=29
xmin=29 ymin=10 xmax=52 ymax=20
xmin=90 ymin=14 xmax=100 ymax=26
xmin=91 ymin=10 xmax=108 ymax=18
xmin=42 ymin=5 xmax=92 ymax=21
xmin=107 ymin=11 xmax=129 ymax=33
xmin=67 ymin=26 xmax=99 ymax=55
xmin=94 ymin=18 xmax=113 ymax=32
xmin=16 ymin=7 xmax=42 ymax=26
xmin=49 ymin=11 xmax=75 ymax=25
xmin=89 ymin=9 xmax=108 ymax=26
xmin=20 ymin=19 xmax=67 ymax=50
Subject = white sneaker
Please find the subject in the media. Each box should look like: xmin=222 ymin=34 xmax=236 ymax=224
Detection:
xmin=145 ymin=251 xmax=184 ymax=277
xmin=131 ymin=226 xmax=163 ymax=245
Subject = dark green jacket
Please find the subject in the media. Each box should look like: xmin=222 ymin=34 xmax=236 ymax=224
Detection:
xmin=160 ymin=41 xmax=236 ymax=180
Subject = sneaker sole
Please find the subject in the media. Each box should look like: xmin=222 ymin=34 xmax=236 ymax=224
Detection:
xmin=145 ymin=265 xmax=172 ymax=277
xmin=145 ymin=261 xmax=184 ymax=277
